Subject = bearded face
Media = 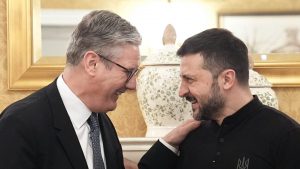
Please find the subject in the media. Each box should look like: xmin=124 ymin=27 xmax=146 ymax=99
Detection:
xmin=179 ymin=54 xmax=225 ymax=121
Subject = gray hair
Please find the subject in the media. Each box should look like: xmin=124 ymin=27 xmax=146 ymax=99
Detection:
xmin=66 ymin=10 xmax=142 ymax=65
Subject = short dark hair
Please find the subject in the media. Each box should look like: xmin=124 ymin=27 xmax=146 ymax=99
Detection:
xmin=177 ymin=28 xmax=249 ymax=86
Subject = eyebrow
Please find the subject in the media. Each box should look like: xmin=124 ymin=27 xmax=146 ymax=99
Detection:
xmin=180 ymin=73 xmax=196 ymax=79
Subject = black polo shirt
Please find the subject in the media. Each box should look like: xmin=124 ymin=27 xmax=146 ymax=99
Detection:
xmin=178 ymin=96 xmax=300 ymax=169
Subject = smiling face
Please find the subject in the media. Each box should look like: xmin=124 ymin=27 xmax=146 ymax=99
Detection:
xmin=84 ymin=44 xmax=140 ymax=112
xmin=179 ymin=53 xmax=225 ymax=120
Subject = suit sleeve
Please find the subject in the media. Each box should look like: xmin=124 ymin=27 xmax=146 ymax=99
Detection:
xmin=138 ymin=140 xmax=178 ymax=169
xmin=0 ymin=113 xmax=37 ymax=169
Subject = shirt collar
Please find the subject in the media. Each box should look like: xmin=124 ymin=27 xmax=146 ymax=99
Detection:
xmin=222 ymin=95 xmax=263 ymax=126
xmin=56 ymin=74 xmax=91 ymax=129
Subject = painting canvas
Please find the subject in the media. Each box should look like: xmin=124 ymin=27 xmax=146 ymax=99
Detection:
xmin=218 ymin=13 xmax=300 ymax=55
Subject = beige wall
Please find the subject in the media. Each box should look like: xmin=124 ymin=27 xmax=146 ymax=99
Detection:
xmin=1 ymin=0 xmax=300 ymax=137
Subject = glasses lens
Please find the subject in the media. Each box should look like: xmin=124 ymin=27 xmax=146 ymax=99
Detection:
xmin=126 ymin=69 xmax=139 ymax=82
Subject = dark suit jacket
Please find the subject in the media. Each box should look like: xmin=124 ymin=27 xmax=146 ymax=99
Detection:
xmin=138 ymin=141 xmax=178 ymax=169
xmin=0 ymin=80 xmax=125 ymax=169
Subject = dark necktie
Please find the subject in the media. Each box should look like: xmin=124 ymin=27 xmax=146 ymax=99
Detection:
xmin=87 ymin=113 xmax=105 ymax=169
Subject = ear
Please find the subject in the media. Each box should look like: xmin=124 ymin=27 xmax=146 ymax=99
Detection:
xmin=219 ymin=69 xmax=236 ymax=90
xmin=82 ymin=51 xmax=99 ymax=76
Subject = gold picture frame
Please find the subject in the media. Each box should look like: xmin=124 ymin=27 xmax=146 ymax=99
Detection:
xmin=7 ymin=0 xmax=300 ymax=91
xmin=7 ymin=0 xmax=65 ymax=90
xmin=218 ymin=12 xmax=300 ymax=87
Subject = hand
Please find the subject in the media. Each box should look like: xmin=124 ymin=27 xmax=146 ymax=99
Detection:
xmin=124 ymin=158 xmax=138 ymax=169
xmin=162 ymin=119 xmax=201 ymax=148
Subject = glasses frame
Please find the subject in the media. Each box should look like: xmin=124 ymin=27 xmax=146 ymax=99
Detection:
xmin=95 ymin=53 xmax=139 ymax=83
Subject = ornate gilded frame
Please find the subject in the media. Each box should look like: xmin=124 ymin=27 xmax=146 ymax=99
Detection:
xmin=7 ymin=0 xmax=300 ymax=90
xmin=7 ymin=0 xmax=65 ymax=90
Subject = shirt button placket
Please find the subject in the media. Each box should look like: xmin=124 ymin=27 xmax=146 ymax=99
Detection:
xmin=219 ymin=138 xmax=224 ymax=143
xmin=212 ymin=137 xmax=224 ymax=167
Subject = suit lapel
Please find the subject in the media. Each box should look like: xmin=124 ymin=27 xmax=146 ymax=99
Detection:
xmin=46 ymin=80 xmax=89 ymax=169
xmin=98 ymin=113 xmax=120 ymax=169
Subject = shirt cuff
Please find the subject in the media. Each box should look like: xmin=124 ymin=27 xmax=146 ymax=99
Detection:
xmin=159 ymin=138 xmax=179 ymax=156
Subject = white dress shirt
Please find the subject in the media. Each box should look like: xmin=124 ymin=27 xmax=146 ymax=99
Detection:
xmin=57 ymin=74 xmax=107 ymax=169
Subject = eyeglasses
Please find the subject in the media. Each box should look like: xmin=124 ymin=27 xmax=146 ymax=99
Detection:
xmin=96 ymin=53 xmax=140 ymax=83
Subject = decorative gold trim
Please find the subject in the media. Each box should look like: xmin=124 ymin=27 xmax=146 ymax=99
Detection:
xmin=6 ymin=1 xmax=300 ymax=90
xmin=253 ymin=53 xmax=300 ymax=87
xmin=7 ymin=0 xmax=65 ymax=90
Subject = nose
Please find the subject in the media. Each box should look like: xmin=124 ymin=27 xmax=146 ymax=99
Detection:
xmin=179 ymin=81 xmax=188 ymax=97
xmin=125 ymin=75 xmax=137 ymax=90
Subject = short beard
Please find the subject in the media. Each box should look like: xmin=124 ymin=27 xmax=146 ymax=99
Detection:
xmin=198 ymin=79 xmax=225 ymax=120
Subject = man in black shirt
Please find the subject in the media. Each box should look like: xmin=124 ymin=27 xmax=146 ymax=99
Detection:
xmin=139 ymin=28 xmax=300 ymax=169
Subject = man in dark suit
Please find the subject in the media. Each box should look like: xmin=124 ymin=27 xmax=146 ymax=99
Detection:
xmin=138 ymin=28 xmax=300 ymax=169
xmin=0 ymin=10 xmax=142 ymax=169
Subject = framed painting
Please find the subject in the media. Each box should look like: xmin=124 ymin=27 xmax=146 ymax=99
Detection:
xmin=7 ymin=1 xmax=300 ymax=90
xmin=218 ymin=12 xmax=300 ymax=87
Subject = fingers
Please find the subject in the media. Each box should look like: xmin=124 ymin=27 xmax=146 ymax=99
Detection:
xmin=162 ymin=119 xmax=201 ymax=148
xmin=181 ymin=119 xmax=201 ymax=133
